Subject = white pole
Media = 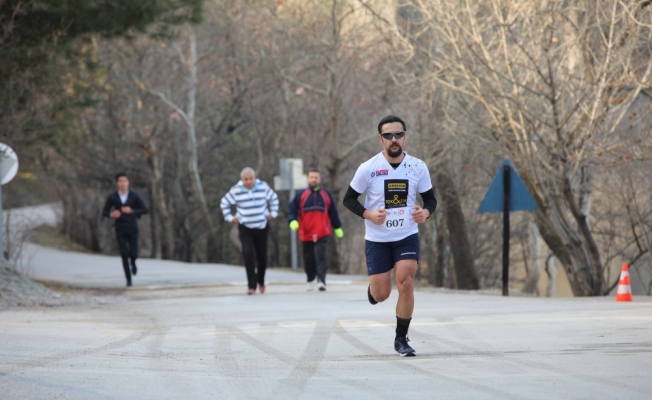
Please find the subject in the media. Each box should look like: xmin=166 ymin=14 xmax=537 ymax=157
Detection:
xmin=289 ymin=161 xmax=297 ymax=270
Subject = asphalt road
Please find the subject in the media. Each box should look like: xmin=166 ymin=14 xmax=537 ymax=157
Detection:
xmin=1 ymin=278 xmax=651 ymax=398
xmin=20 ymin=242 xmax=364 ymax=289
xmin=1 ymin=204 xmax=651 ymax=399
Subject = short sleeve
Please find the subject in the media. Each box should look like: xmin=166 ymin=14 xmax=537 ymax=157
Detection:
xmin=349 ymin=164 xmax=368 ymax=194
xmin=417 ymin=166 xmax=433 ymax=193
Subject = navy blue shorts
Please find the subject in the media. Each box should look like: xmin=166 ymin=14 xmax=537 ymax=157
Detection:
xmin=365 ymin=233 xmax=420 ymax=276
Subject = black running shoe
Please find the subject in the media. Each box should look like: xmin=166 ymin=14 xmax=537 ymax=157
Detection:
xmin=131 ymin=262 xmax=137 ymax=276
xmin=126 ymin=280 xmax=133 ymax=287
xmin=367 ymin=284 xmax=378 ymax=305
xmin=394 ymin=337 xmax=416 ymax=357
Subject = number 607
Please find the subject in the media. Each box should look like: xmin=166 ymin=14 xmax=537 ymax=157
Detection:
xmin=385 ymin=219 xmax=404 ymax=228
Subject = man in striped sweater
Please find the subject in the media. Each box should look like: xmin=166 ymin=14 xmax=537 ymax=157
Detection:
xmin=221 ymin=167 xmax=279 ymax=295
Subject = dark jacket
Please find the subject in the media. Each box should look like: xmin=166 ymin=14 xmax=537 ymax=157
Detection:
xmin=102 ymin=191 xmax=148 ymax=230
xmin=288 ymin=186 xmax=341 ymax=242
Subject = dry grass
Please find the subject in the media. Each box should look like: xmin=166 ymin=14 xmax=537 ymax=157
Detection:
xmin=30 ymin=225 xmax=94 ymax=253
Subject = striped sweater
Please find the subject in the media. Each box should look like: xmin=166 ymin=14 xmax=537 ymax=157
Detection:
xmin=220 ymin=179 xmax=279 ymax=229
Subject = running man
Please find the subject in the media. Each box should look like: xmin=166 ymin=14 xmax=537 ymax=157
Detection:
xmin=287 ymin=167 xmax=344 ymax=291
xmin=343 ymin=115 xmax=437 ymax=356
xmin=221 ymin=167 xmax=279 ymax=295
xmin=102 ymin=172 xmax=148 ymax=287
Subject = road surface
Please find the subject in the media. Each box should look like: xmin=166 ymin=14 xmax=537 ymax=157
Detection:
xmin=1 ymin=205 xmax=651 ymax=399
xmin=2 ymin=277 xmax=651 ymax=397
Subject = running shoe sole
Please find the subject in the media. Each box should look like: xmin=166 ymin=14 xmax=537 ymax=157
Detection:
xmin=397 ymin=350 xmax=416 ymax=357
xmin=367 ymin=284 xmax=378 ymax=305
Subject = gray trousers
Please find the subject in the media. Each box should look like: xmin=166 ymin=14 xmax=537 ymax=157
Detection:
xmin=302 ymin=237 xmax=328 ymax=284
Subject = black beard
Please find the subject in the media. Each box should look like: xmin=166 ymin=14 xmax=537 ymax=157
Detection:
xmin=387 ymin=144 xmax=402 ymax=158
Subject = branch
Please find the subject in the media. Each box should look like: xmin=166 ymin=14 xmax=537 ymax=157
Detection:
xmin=338 ymin=134 xmax=375 ymax=161
xmin=604 ymin=274 xmax=620 ymax=296
xmin=172 ymin=43 xmax=186 ymax=66
xmin=276 ymin=68 xmax=328 ymax=97
xmin=148 ymin=89 xmax=189 ymax=126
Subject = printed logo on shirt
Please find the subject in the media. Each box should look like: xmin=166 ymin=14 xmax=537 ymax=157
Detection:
xmin=376 ymin=169 xmax=389 ymax=176
xmin=371 ymin=172 xmax=376 ymax=178
xmin=384 ymin=179 xmax=409 ymax=209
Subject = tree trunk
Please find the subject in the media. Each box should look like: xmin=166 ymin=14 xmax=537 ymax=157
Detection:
xmin=170 ymin=143 xmax=192 ymax=262
xmin=436 ymin=169 xmax=478 ymax=290
xmin=434 ymin=211 xmax=446 ymax=287
xmin=421 ymin=223 xmax=435 ymax=285
xmin=325 ymin=0 xmax=342 ymax=274
xmin=522 ymin=219 xmax=541 ymax=294
xmin=149 ymin=27 xmax=215 ymax=262
xmin=148 ymin=185 xmax=159 ymax=259
xmin=144 ymin=141 xmax=174 ymax=259
xmin=531 ymin=168 xmax=603 ymax=296
xmin=326 ymin=164 xmax=342 ymax=274
xmin=229 ymin=224 xmax=243 ymax=266
xmin=426 ymin=185 xmax=444 ymax=287
xmin=185 ymin=28 xmax=218 ymax=262
xmin=545 ymin=255 xmax=557 ymax=297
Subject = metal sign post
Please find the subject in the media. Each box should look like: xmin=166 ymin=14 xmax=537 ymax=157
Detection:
xmin=478 ymin=159 xmax=537 ymax=296
xmin=273 ymin=158 xmax=307 ymax=270
xmin=502 ymin=163 xmax=510 ymax=296
xmin=288 ymin=160 xmax=297 ymax=270
xmin=0 ymin=144 xmax=19 ymax=259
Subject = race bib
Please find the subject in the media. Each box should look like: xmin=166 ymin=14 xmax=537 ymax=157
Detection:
xmin=383 ymin=180 xmax=410 ymax=230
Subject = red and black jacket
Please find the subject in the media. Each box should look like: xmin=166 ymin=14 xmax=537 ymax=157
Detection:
xmin=287 ymin=186 xmax=342 ymax=242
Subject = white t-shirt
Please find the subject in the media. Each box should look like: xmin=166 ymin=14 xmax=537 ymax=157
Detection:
xmin=350 ymin=152 xmax=432 ymax=243
xmin=119 ymin=191 xmax=129 ymax=204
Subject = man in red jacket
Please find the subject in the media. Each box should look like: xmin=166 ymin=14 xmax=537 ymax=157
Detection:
xmin=288 ymin=168 xmax=343 ymax=291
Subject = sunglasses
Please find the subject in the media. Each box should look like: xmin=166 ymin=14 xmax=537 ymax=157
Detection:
xmin=380 ymin=131 xmax=406 ymax=140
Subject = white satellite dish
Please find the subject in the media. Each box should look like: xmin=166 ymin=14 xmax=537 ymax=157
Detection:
xmin=0 ymin=143 xmax=18 ymax=185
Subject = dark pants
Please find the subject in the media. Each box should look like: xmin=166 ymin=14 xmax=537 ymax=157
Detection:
xmin=238 ymin=225 xmax=269 ymax=289
xmin=116 ymin=228 xmax=138 ymax=282
xmin=303 ymin=237 xmax=328 ymax=284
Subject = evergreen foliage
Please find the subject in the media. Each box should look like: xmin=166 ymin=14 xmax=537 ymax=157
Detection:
xmin=1 ymin=0 xmax=202 ymax=48
xmin=0 ymin=0 xmax=204 ymax=149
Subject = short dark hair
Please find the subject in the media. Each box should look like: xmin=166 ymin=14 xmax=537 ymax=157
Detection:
xmin=377 ymin=115 xmax=406 ymax=134
xmin=308 ymin=167 xmax=320 ymax=174
xmin=115 ymin=172 xmax=128 ymax=182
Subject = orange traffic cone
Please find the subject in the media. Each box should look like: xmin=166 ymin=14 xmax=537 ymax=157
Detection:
xmin=615 ymin=263 xmax=633 ymax=302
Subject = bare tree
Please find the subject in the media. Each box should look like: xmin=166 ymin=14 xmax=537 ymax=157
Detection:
xmin=269 ymin=0 xmax=384 ymax=272
xmin=19 ymin=0 xmax=652 ymax=297
xmin=374 ymin=0 xmax=652 ymax=295
xmin=147 ymin=26 xmax=219 ymax=259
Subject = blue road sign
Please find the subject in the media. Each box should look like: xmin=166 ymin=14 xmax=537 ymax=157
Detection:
xmin=478 ymin=159 xmax=537 ymax=213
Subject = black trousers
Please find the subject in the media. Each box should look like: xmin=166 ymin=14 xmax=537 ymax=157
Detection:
xmin=303 ymin=237 xmax=328 ymax=284
xmin=116 ymin=228 xmax=138 ymax=282
xmin=238 ymin=224 xmax=269 ymax=289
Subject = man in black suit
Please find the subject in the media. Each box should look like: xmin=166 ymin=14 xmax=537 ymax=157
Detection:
xmin=102 ymin=172 xmax=148 ymax=287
